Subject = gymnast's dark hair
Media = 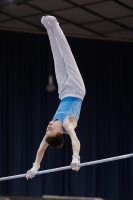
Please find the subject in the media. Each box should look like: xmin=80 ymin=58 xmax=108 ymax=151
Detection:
xmin=45 ymin=132 xmax=64 ymax=148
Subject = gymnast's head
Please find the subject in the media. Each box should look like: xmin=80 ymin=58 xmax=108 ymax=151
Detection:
xmin=45 ymin=121 xmax=64 ymax=148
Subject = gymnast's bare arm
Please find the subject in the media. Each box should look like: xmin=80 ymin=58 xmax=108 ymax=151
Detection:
xmin=26 ymin=135 xmax=49 ymax=179
xmin=63 ymin=118 xmax=81 ymax=171
xmin=35 ymin=135 xmax=49 ymax=164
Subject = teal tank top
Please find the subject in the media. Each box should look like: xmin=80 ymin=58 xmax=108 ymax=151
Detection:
xmin=52 ymin=96 xmax=82 ymax=134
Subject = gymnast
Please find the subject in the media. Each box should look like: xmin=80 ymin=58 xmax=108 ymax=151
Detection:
xmin=26 ymin=16 xmax=86 ymax=179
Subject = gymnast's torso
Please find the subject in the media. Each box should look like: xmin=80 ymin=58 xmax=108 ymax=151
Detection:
xmin=52 ymin=96 xmax=82 ymax=134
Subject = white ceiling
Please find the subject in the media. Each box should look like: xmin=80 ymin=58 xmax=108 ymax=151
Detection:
xmin=0 ymin=0 xmax=133 ymax=42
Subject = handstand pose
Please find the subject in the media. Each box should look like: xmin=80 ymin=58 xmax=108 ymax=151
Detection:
xmin=26 ymin=16 xmax=86 ymax=179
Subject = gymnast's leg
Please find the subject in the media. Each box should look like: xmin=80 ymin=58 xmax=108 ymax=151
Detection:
xmin=46 ymin=16 xmax=86 ymax=99
xmin=41 ymin=17 xmax=67 ymax=94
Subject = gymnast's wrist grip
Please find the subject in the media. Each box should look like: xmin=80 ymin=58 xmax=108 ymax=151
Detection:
xmin=32 ymin=163 xmax=40 ymax=172
xmin=72 ymin=155 xmax=80 ymax=162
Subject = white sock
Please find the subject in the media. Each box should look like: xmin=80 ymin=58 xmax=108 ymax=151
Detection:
xmin=46 ymin=16 xmax=59 ymax=29
xmin=41 ymin=16 xmax=51 ymax=30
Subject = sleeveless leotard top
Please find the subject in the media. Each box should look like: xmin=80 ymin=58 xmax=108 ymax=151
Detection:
xmin=52 ymin=96 xmax=82 ymax=134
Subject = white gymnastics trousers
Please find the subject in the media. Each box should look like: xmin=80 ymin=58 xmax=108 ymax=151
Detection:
xmin=47 ymin=23 xmax=86 ymax=100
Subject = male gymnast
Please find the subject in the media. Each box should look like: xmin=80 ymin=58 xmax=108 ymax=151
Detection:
xmin=26 ymin=16 xmax=86 ymax=179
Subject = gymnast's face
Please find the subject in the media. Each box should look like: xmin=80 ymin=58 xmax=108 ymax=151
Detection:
xmin=46 ymin=121 xmax=63 ymax=137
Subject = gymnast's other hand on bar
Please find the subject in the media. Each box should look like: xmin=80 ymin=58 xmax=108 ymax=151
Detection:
xmin=26 ymin=170 xmax=35 ymax=179
xmin=70 ymin=155 xmax=80 ymax=171
xmin=26 ymin=163 xmax=40 ymax=180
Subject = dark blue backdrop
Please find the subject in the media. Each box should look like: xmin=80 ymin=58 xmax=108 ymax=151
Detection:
xmin=0 ymin=30 xmax=133 ymax=200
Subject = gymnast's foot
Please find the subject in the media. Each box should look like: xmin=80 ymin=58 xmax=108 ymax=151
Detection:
xmin=46 ymin=15 xmax=59 ymax=29
xmin=41 ymin=16 xmax=51 ymax=30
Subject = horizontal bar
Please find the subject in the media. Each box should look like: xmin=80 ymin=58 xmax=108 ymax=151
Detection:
xmin=0 ymin=153 xmax=133 ymax=181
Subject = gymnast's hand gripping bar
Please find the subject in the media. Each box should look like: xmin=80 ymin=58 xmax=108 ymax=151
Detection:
xmin=0 ymin=153 xmax=133 ymax=181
